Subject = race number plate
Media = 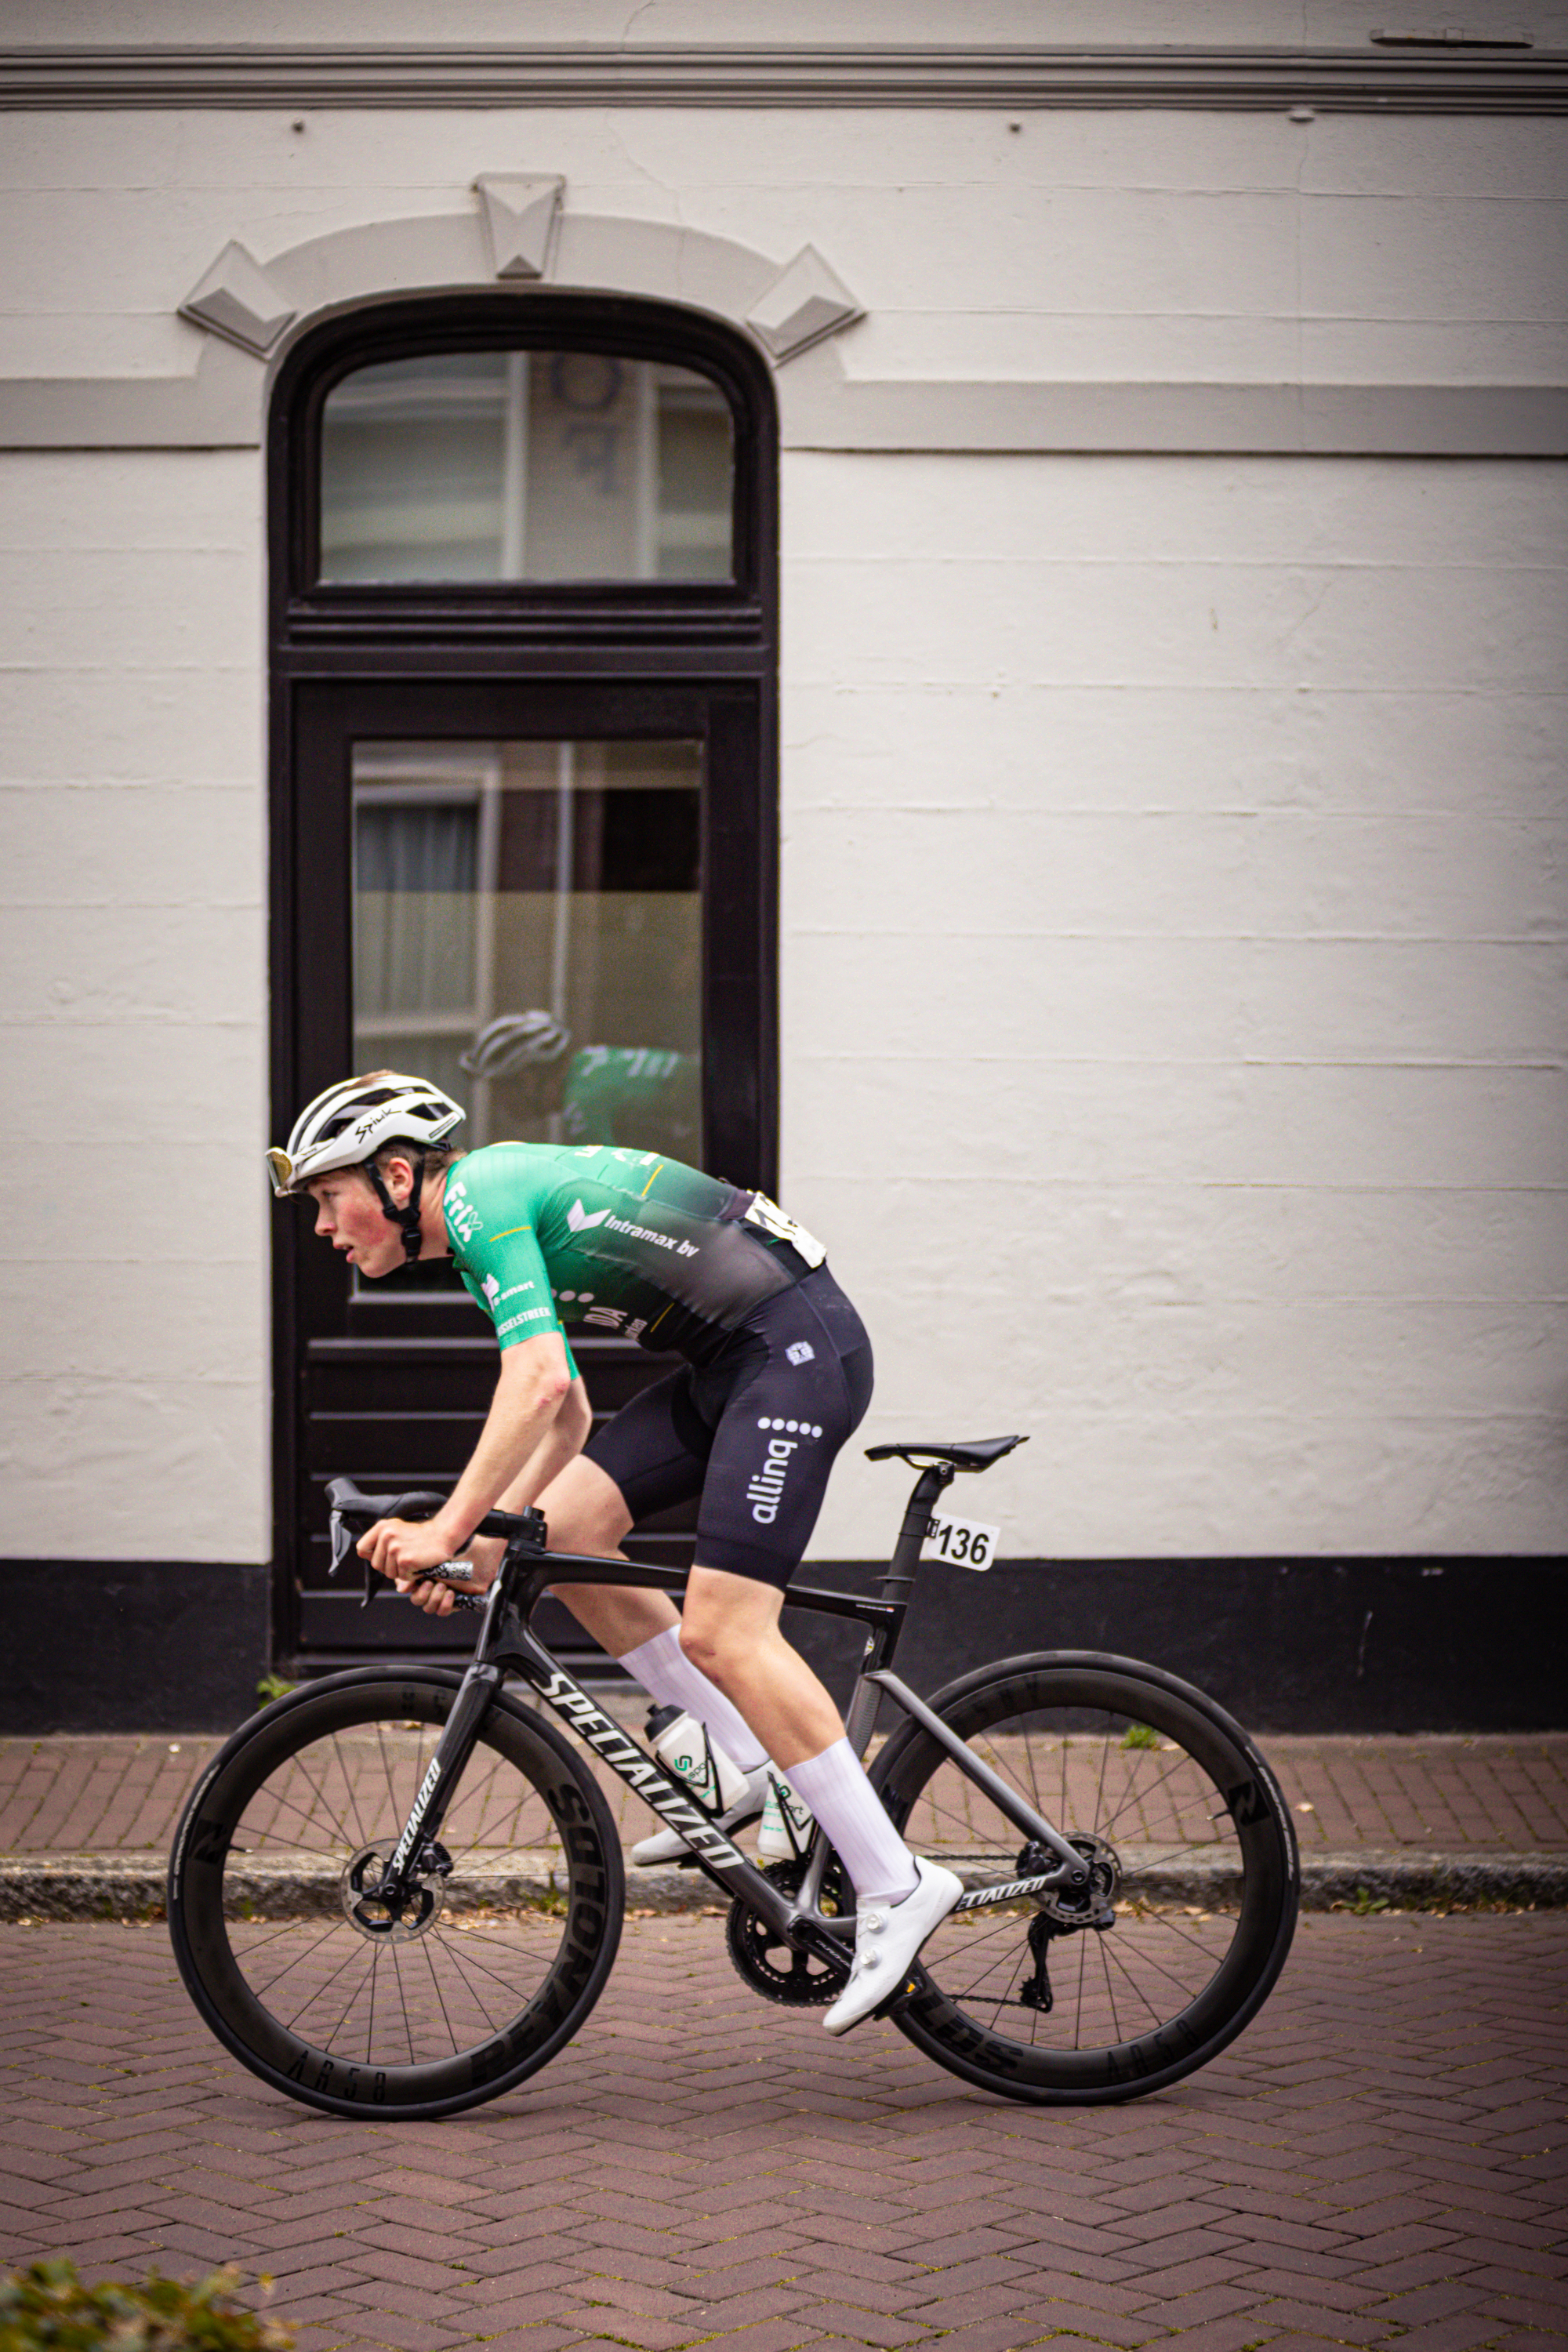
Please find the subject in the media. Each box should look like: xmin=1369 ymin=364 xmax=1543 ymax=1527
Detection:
xmin=920 ymin=1511 xmax=1001 ymax=1571
xmin=742 ymin=1191 xmax=826 ymax=1268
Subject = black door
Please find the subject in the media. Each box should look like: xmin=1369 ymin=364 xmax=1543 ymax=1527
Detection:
xmin=268 ymin=298 xmax=779 ymax=1670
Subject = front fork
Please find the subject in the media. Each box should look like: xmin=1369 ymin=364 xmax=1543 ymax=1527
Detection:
xmin=373 ymin=1659 xmax=502 ymax=1909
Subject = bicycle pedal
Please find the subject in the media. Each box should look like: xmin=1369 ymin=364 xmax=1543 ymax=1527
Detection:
xmin=869 ymin=1968 xmax=924 ymax=2023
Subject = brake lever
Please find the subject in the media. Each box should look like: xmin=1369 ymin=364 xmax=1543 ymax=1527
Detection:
xmin=326 ymin=1508 xmax=378 ymax=1610
xmin=328 ymin=1506 xmax=484 ymax=1612
xmin=328 ymin=1507 xmax=355 ymax=1579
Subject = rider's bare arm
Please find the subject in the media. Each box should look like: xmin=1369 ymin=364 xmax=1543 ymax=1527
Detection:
xmin=500 ymin=1372 xmax=593 ymax=1515
xmin=389 ymin=1374 xmax=597 ymax=1620
xmin=357 ymin=1332 xmax=575 ymax=1591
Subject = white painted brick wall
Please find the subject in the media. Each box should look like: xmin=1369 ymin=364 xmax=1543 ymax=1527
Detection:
xmin=781 ymin=454 xmax=1568 ymax=1560
xmin=1 ymin=103 xmax=1565 ymax=394
xmin=0 ymin=452 xmax=269 ymax=1559
xmin=10 ymin=2 xmax=1568 ymax=49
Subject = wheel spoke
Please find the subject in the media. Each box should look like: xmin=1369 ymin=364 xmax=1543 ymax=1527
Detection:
xmin=271 ymin=1737 xmax=361 ymax=1853
xmin=248 ymin=1916 xmax=354 ymax=2004
xmin=275 ymin=1933 xmax=378 ymax=2038
xmin=414 ymin=1924 xmax=463 ymax=2056
xmin=1096 ymin=1929 xmax=1123 ymax=2046
xmin=238 ymin=1774 xmax=354 ymax=1854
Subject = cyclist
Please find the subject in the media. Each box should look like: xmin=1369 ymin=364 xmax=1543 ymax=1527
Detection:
xmin=267 ymin=1071 xmax=961 ymax=2036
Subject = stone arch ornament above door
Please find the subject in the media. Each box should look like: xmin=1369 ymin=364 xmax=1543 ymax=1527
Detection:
xmin=180 ymin=181 xmax=863 ymax=376
xmin=0 ymin=183 xmax=863 ymax=453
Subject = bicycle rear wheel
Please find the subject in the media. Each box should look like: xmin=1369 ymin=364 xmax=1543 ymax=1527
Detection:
xmin=169 ymin=1668 xmax=622 ymax=2120
xmin=871 ymin=1653 xmax=1298 ymax=2104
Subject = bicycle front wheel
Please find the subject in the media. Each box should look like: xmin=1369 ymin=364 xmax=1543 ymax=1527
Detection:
xmin=169 ymin=1668 xmax=623 ymax=2120
xmin=871 ymin=1653 xmax=1298 ymax=2104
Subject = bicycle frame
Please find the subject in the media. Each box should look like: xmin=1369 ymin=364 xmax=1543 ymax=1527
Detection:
xmin=341 ymin=1461 xmax=1091 ymax=1970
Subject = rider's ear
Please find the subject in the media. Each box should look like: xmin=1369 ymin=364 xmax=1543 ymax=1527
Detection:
xmin=379 ymin=1150 xmax=416 ymax=1206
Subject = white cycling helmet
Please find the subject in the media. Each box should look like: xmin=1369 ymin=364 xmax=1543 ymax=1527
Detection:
xmin=459 ymin=1011 xmax=572 ymax=1078
xmin=267 ymin=1072 xmax=466 ymax=1260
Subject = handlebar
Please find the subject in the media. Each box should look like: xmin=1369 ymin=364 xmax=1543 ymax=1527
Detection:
xmin=325 ymin=1477 xmax=549 ymax=1550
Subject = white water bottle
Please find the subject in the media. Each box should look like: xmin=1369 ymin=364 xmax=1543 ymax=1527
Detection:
xmin=646 ymin=1706 xmax=749 ymax=1814
xmin=757 ymin=1771 xmax=815 ymax=1860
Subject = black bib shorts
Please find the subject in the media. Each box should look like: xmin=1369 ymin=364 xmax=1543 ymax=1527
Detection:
xmin=582 ymin=1265 xmax=874 ymax=1588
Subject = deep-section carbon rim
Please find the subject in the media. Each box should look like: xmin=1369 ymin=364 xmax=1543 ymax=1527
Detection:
xmin=168 ymin=1670 xmax=623 ymax=2119
xmin=872 ymin=1653 xmax=1299 ymax=2105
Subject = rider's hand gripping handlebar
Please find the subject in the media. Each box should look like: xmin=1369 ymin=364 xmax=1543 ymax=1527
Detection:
xmin=324 ymin=1477 xmax=549 ymax=1611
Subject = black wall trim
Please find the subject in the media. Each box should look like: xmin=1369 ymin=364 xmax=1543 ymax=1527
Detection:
xmin=2 ymin=45 xmax=1563 ymax=114
xmin=8 ymin=1554 xmax=1559 ymax=1734
xmin=785 ymin=1555 xmax=1567 ymax=1735
xmin=2 ymin=1562 xmax=270 ymax=1735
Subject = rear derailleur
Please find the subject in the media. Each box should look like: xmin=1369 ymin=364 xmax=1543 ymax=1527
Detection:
xmin=1018 ymin=1833 xmax=1120 ymax=2014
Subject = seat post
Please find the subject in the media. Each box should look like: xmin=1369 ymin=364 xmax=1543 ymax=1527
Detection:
xmin=880 ymin=1461 xmax=955 ymax=1601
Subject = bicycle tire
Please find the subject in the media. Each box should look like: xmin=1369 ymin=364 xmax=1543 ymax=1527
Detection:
xmin=870 ymin=1651 xmax=1298 ymax=2104
xmin=168 ymin=1667 xmax=623 ymax=2120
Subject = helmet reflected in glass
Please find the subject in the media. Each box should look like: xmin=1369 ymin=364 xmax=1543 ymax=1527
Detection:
xmin=459 ymin=1011 xmax=573 ymax=1080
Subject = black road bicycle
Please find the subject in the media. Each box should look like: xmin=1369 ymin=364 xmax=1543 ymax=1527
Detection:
xmin=169 ymin=1439 xmax=1299 ymax=2121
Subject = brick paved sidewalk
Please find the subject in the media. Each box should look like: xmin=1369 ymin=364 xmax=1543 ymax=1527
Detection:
xmin=1 ymin=1722 xmax=1565 ymax=1918
xmin=0 ymin=1911 xmax=1563 ymax=2352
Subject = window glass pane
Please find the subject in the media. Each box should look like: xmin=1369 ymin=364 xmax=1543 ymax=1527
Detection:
xmin=321 ymin=353 xmax=734 ymax=583
xmin=352 ymin=740 xmax=702 ymax=1191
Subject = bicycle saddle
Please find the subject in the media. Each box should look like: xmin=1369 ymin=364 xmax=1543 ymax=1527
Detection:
xmin=865 ymin=1435 xmax=1027 ymax=1472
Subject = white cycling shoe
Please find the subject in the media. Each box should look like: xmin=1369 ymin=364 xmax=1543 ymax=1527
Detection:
xmin=630 ymin=1762 xmax=772 ymax=1867
xmin=822 ymin=1857 xmax=964 ymax=2038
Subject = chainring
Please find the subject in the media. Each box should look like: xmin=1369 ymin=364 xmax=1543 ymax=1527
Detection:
xmin=725 ymin=1858 xmax=852 ymax=2006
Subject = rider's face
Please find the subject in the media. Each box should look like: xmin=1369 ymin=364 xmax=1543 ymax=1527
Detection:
xmin=307 ymin=1167 xmax=405 ymax=1278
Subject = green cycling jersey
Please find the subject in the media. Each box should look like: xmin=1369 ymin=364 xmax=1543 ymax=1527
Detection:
xmin=443 ymin=1141 xmax=826 ymax=1368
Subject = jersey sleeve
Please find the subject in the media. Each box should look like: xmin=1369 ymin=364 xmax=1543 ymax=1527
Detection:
xmin=446 ymin=1163 xmax=579 ymax=1378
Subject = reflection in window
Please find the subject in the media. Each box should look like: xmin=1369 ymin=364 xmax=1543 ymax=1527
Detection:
xmin=352 ymin=740 xmax=702 ymax=1171
xmin=321 ymin=352 xmax=733 ymax=583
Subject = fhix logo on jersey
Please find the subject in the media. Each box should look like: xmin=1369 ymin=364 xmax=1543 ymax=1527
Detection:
xmin=748 ymin=1414 xmax=822 ymax=1524
xmin=446 ymin=1180 xmax=483 ymax=1246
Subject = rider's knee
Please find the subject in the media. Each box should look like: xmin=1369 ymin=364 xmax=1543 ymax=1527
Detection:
xmin=680 ymin=1618 xmax=766 ymax=1689
xmin=676 ymin=1620 xmax=726 ymax=1681
xmin=679 ymin=1613 xmax=780 ymax=1690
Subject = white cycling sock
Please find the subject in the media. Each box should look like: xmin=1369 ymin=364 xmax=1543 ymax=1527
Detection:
xmin=782 ymin=1737 xmax=920 ymax=1907
xmin=617 ymin=1626 xmax=768 ymax=1776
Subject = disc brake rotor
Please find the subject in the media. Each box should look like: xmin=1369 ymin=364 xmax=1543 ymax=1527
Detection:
xmin=1022 ymin=1831 xmax=1120 ymax=1930
xmin=340 ymin=1839 xmax=451 ymax=1943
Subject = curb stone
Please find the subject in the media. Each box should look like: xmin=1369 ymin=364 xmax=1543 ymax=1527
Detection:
xmin=3 ymin=1846 xmax=1564 ymax=1921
